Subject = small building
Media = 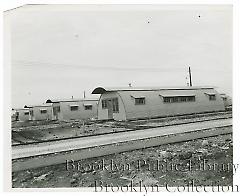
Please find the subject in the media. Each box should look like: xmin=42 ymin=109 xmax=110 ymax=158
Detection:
xmin=25 ymin=104 xmax=53 ymax=121
xmin=92 ymin=86 xmax=225 ymax=121
xmin=15 ymin=108 xmax=30 ymax=121
xmin=220 ymin=93 xmax=232 ymax=108
xmin=46 ymin=98 xmax=98 ymax=121
xmin=11 ymin=109 xmax=17 ymax=122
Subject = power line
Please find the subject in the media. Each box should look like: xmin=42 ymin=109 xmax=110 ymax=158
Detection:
xmin=12 ymin=59 xmax=186 ymax=72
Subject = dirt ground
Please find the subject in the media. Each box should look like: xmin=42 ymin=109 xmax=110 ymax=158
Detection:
xmin=12 ymin=131 xmax=233 ymax=188
xmin=12 ymin=112 xmax=232 ymax=144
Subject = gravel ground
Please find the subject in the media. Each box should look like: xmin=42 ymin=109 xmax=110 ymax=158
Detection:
xmin=12 ymin=130 xmax=233 ymax=188
xmin=12 ymin=112 xmax=232 ymax=144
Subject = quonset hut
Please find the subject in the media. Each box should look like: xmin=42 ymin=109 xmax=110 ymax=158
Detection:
xmin=15 ymin=108 xmax=30 ymax=121
xmin=92 ymin=86 xmax=225 ymax=121
xmin=25 ymin=104 xmax=53 ymax=121
xmin=46 ymin=98 xmax=98 ymax=121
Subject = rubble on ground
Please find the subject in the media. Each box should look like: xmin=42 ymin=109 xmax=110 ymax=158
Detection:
xmin=12 ymin=131 xmax=233 ymax=188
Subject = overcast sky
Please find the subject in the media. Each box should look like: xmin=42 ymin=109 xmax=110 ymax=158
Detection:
xmin=7 ymin=4 xmax=232 ymax=108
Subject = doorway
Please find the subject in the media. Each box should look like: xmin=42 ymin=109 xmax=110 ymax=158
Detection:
xmin=106 ymin=99 xmax=113 ymax=119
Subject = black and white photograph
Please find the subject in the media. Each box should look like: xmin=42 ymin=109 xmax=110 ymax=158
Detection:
xmin=2 ymin=1 xmax=238 ymax=192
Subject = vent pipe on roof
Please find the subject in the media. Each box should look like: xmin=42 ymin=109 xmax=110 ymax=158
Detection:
xmin=83 ymin=91 xmax=86 ymax=98
xmin=128 ymin=83 xmax=132 ymax=87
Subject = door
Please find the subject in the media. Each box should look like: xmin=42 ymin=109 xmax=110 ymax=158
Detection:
xmin=15 ymin=112 xmax=19 ymax=121
xmin=107 ymin=99 xmax=113 ymax=119
xmin=29 ymin=110 xmax=33 ymax=120
xmin=53 ymin=106 xmax=60 ymax=120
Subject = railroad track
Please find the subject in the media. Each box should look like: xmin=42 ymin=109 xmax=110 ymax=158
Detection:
xmin=12 ymin=115 xmax=232 ymax=147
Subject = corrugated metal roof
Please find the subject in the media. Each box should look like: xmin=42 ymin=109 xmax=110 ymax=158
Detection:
xmin=92 ymin=86 xmax=215 ymax=94
xmin=24 ymin=105 xmax=33 ymax=108
xmin=15 ymin=108 xmax=29 ymax=111
xmin=46 ymin=98 xmax=98 ymax=103
xmin=32 ymin=103 xmax=53 ymax=108
xmin=24 ymin=103 xmax=52 ymax=108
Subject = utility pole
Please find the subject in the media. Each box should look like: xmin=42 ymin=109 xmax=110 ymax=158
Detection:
xmin=83 ymin=91 xmax=86 ymax=98
xmin=188 ymin=66 xmax=192 ymax=86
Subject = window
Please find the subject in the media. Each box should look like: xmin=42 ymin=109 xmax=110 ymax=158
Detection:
xmin=163 ymin=96 xmax=195 ymax=103
xmin=102 ymin=100 xmax=107 ymax=109
xmin=187 ymin=96 xmax=195 ymax=102
xmin=163 ymin=97 xmax=173 ymax=103
xmin=70 ymin=105 xmax=79 ymax=111
xmin=180 ymin=97 xmax=187 ymax=102
xmin=112 ymin=98 xmax=119 ymax=113
xmin=205 ymin=93 xmax=216 ymax=101
xmin=209 ymin=95 xmax=216 ymax=101
xmin=24 ymin=112 xmax=29 ymax=115
xmin=135 ymin=97 xmax=146 ymax=105
xmin=84 ymin=105 xmax=92 ymax=110
xmin=163 ymin=97 xmax=171 ymax=103
xmin=173 ymin=97 xmax=178 ymax=102
xmin=40 ymin=109 xmax=47 ymax=114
